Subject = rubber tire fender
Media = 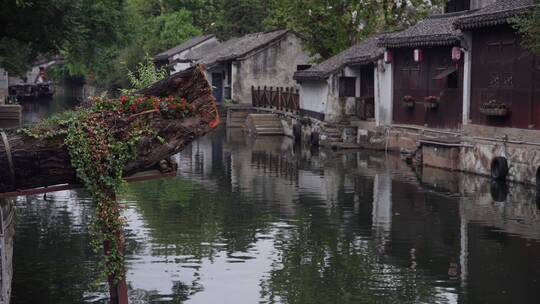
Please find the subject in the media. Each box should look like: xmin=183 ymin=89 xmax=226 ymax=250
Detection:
xmin=490 ymin=157 xmax=509 ymax=181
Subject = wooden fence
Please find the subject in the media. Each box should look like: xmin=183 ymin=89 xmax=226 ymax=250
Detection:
xmin=252 ymin=86 xmax=299 ymax=113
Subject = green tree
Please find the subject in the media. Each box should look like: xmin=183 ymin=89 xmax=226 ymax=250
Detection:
xmin=161 ymin=0 xmax=223 ymax=32
xmin=215 ymin=0 xmax=273 ymax=39
xmin=514 ymin=0 xmax=540 ymax=55
xmin=60 ymin=0 xmax=129 ymax=81
xmin=266 ymin=0 xmax=445 ymax=60
xmin=0 ymin=0 xmax=74 ymax=75
xmin=142 ymin=9 xmax=202 ymax=54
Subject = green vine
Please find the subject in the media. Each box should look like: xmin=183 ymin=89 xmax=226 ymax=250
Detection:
xmin=20 ymin=94 xmax=199 ymax=284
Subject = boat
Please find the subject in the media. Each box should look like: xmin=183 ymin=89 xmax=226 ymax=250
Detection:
xmin=8 ymin=83 xmax=37 ymax=101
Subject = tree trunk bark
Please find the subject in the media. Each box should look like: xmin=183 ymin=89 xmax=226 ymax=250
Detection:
xmin=0 ymin=65 xmax=219 ymax=193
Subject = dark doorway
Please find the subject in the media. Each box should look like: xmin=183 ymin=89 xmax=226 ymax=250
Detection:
xmin=212 ymin=73 xmax=223 ymax=103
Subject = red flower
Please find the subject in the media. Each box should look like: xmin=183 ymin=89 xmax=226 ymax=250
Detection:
xmin=120 ymin=96 xmax=127 ymax=104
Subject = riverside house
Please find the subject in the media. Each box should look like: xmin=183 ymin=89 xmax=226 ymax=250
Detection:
xmin=154 ymin=34 xmax=220 ymax=74
xmin=293 ymin=35 xmax=391 ymax=126
xmin=451 ymin=0 xmax=540 ymax=184
xmin=378 ymin=12 xmax=469 ymax=130
xmin=197 ymin=29 xmax=311 ymax=104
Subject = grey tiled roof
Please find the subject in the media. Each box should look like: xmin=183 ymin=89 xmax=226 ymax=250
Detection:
xmin=154 ymin=35 xmax=216 ymax=61
xmin=294 ymin=35 xmax=384 ymax=81
xmin=379 ymin=12 xmax=470 ymax=48
xmin=454 ymin=0 xmax=534 ymax=29
xmin=198 ymin=30 xmax=289 ymax=67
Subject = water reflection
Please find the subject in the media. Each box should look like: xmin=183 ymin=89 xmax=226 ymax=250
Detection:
xmin=9 ymin=127 xmax=540 ymax=303
xmin=19 ymin=86 xmax=81 ymax=126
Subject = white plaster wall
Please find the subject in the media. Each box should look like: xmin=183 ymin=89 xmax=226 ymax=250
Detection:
xmin=173 ymin=62 xmax=192 ymax=73
xmin=462 ymin=33 xmax=472 ymax=126
xmin=325 ymin=74 xmax=342 ymax=122
xmin=299 ymin=80 xmax=328 ymax=115
xmin=375 ymin=59 xmax=393 ymax=126
xmin=234 ymin=33 xmax=311 ymax=104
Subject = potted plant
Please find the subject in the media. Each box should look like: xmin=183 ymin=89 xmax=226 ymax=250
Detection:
xmin=480 ymin=99 xmax=509 ymax=117
xmin=402 ymin=95 xmax=415 ymax=108
xmin=424 ymin=96 xmax=440 ymax=109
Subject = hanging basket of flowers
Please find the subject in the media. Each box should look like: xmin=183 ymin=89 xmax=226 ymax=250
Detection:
xmin=402 ymin=95 xmax=415 ymax=109
xmin=480 ymin=100 xmax=509 ymax=117
xmin=423 ymin=96 xmax=440 ymax=109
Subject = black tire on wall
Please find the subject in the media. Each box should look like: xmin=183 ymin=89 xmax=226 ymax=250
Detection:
xmin=536 ymin=166 xmax=540 ymax=189
xmin=490 ymin=157 xmax=509 ymax=181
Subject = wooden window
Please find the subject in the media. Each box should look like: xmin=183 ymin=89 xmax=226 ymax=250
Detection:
xmin=339 ymin=77 xmax=356 ymax=97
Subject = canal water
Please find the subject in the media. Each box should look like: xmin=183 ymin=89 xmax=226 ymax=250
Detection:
xmin=7 ymin=97 xmax=540 ymax=303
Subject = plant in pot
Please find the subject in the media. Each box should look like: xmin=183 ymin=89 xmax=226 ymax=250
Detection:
xmin=424 ymin=95 xmax=440 ymax=109
xmin=480 ymin=99 xmax=509 ymax=117
xmin=402 ymin=95 xmax=415 ymax=108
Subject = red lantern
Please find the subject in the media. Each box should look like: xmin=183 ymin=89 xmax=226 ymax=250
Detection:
xmin=452 ymin=46 xmax=462 ymax=62
xmin=413 ymin=49 xmax=423 ymax=63
xmin=384 ymin=50 xmax=392 ymax=64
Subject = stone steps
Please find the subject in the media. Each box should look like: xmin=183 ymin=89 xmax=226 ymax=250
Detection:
xmin=227 ymin=110 xmax=251 ymax=128
xmin=245 ymin=113 xmax=284 ymax=136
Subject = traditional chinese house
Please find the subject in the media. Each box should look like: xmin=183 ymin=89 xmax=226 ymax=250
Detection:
xmin=379 ymin=12 xmax=468 ymax=130
xmin=154 ymin=35 xmax=220 ymax=74
xmin=197 ymin=30 xmax=310 ymax=104
xmin=293 ymin=35 xmax=390 ymax=125
xmin=449 ymin=0 xmax=540 ymax=184
xmin=454 ymin=0 xmax=538 ymax=130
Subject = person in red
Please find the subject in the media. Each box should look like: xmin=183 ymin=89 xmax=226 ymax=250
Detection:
xmin=35 ymin=66 xmax=46 ymax=83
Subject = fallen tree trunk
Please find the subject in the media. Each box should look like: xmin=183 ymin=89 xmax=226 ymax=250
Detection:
xmin=0 ymin=65 xmax=219 ymax=193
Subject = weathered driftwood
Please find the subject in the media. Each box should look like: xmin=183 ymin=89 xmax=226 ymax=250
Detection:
xmin=0 ymin=65 xmax=219 ymax=193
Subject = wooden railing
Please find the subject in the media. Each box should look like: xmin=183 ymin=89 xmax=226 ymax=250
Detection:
xmin=252 ymin=86 xmax=299 ymax=113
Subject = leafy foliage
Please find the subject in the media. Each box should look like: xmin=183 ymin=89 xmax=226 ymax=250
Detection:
xmin=214 ymin=0 xmax=273 ymax=39
xmin=266 ymin=0 xmax=445 ymax=59
xmin=513 ymin=0 xmax=540 ymax=55
xmin=20 ymin=95 xmax=197 ymax=283
xmin=125 ymin=55 xmax=168 ymax=93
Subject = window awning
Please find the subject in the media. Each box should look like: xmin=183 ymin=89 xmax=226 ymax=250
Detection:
xmin=433 ymin=66 xmax=458 ymax=80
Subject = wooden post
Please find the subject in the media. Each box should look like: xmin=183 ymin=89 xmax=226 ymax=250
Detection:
xmin=284 ymin=87 xmax=288 ymax=111
xmin=104 ymin=240 xmax=128 ymax=304
xmin=103 ymin=194 xmax=128 ymax=304
xmin=278 ymin=87 xmax=282 ymax=110
xmin=269 ymin=87 xmax=273 ymax=108
xmin=251 ymin=86 xmax=255 ymax=107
